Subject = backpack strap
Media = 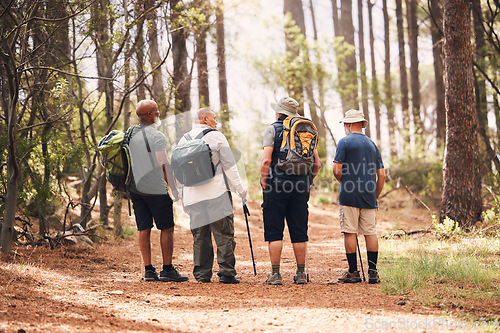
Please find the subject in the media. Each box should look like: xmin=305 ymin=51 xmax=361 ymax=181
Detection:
xmin=183 ymin=128 xmax=216 ymax=141
xmin=195 ymin=128 xmax=217 ymax=139
xmin=271 ymin=121 xmax=284 ymax=168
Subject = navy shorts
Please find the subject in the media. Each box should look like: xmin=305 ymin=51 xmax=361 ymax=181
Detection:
xmin=262 ymin=180 xmax=310 ymax=243
xmin=130 ymin=191 xmax=174 ymax=231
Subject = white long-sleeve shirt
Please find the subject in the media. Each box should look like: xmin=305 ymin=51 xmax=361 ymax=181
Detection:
xmin=177 ymin=124 xmax=246 ymax=207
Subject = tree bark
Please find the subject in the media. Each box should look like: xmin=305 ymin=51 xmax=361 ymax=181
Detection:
xmin=368 ymin=1 xmax=381 ymax=142
xmin=145 ymin=0 xmax=167 ymax=118
xmin=358 ymin=0 xmax=370 ymax=137
xmin=383 ymin=0 xmax=396 ymax=156
xmin=284 ymin=0 xmax=306 ymax=107
xmin=441 ymin=0 xmax=482 ymax=228
xmin=339 ymin=0 xmax=358 ymax=111
xmin=195 ymin=0 xmax=210 ymax=108
xmin=396 ymin=0 xmax=410 ymax=128
xmin=135 ymin=2 xmax=146 ymax=101
xmin=472 ymin=0 xmax=500 ymax=173
xmin=171 ymin=0 xmax=191 ymax=112
xmin=406 ymin=0 xmax=422 ymax=127
xmin=216 ymin=0 xmax=231 ymax=134
xmin=308 ymin=0 xmax=328 ymax=157
xmin=430 ymin=0 xmax=445 ymax=146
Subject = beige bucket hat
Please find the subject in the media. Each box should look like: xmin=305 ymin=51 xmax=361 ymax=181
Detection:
xmin=340 ymin=109 xmax=368 ymax=128
xmin=271 ymin=97 xmax=300 ymax=117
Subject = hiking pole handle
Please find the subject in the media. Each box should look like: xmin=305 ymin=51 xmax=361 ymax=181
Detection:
xmin=243 ymin=204 xmax=257 ymax=275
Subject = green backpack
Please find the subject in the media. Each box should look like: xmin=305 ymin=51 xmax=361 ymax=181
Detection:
xmin=98 ymin=127 xmax=135 ymax=193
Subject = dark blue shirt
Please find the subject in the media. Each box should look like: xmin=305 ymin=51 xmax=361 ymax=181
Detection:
xmin=334 ymin=133 xmax=384 ymax=209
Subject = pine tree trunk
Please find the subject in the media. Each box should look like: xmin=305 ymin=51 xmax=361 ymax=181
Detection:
xmin=368 ymin=1 xmax=381 ymax=142
xmin=0 ymin=62 xmax=20 ymax=254
xmin=172 ymin=0 xmax=192 ymax=139
xmin=195 ymin=0 xmax=210 ymax=108
xmin=305 ymin=0 xmax=327 ymax=157
xmin=396 ymin=0 xmax=409 ymax=128
xmin=441 ymin=0 xmax=482 ymax=228
xmin=472 ymin=0 xmax=500 ymax=173
xmin=430 ymin=0 xmax=445 ymax=146
xmin=284 ymin=0 xmax=306 ymax=107
xmin=383 ymin=0 xmax=396 ymax=156
xmin=135 ymin=2 xmax=146 ymax=101
xmin=145 ymin=0 xmax=167 ymax=118
xmin=358 ymin=0 xmax=370 ymax=137
xmin=340 ymin=0 xmax=358 ymax=111
xmin=216 ymin=0 xmax=230 ymax=134
xmin=406 ymin=0 xmax=421 ymax=127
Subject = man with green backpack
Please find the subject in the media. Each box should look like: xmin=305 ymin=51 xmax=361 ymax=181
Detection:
xmin=127 ymin=100 xmax=188 ymax=282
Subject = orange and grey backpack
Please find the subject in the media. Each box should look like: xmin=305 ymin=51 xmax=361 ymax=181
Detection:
xmin=274 ymin=116 xmax=318 ymax=175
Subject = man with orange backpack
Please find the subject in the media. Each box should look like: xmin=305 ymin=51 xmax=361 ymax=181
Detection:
xmin=260 ymin=97 xmax=321 ymax=285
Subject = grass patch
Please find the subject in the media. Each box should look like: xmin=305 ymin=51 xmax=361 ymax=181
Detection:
xmin=379 ymin=237 xmax=500 ymax=307
xmin=122 ymin=227 xmax=135 ymax=237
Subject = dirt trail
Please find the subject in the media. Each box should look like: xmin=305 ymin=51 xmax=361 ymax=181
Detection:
xmin=0 ymin=198 xmax=478 ymax=332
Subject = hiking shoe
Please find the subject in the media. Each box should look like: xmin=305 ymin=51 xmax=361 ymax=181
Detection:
xmin=368 ymin=269 xmax=381 ymax=284
xmin=293 ymin=271 xmax=308 ymax=284
xmin=144 ymin=269 xmax=159 ymax=282
xmin=159 ymin=267 xmax=189 ymax=282
xmin=338 ymin=270 xmax=362 ymax=283
xmin=265 ymin=273 xmax=282 ymax=285
xmin=219 ymin=275 xmax=240 ymax=284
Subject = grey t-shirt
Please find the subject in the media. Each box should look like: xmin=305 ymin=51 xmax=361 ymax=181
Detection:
xmin=262 ymin=125 xmax=276 ymax=148
xmin=129 ymin=124 xmax=168 ymax=195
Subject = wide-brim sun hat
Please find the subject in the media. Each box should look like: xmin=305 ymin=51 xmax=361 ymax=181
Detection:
xmin=271 ymin=97 xmax=300 ymax=117
xmin=339 ymin=109 xmax=368 ymax=128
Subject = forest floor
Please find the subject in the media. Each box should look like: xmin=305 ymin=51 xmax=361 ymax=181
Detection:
xmin=1 ymin=191 xmax=499 ymax=332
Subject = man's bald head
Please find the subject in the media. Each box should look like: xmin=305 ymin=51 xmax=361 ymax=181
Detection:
xmin=196 ymin=108 xmax=217 ymax=129
xmin=136 ymin=100 xmax=159 ymax=124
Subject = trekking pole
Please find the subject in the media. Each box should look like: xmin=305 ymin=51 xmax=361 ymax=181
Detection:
xmin=356 ymin=235 xmax=366 ymax=282
xmin=243 ymin=203 xmax=257 ymax=275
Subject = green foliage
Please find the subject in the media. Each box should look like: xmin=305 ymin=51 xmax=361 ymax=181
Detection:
xmin=432 ymin=215 xmax=464 ymax=239
xmin=122 ymin=227 xmax=135 ymax=238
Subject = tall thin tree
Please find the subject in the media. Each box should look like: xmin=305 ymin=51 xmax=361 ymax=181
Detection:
xmin=429 ymin=0 xmax=445 ymax=145
xmin=368 ymin=0 xmax=381 ymax=142
xmin=406 ymin=0 xmax=422 ymax=127
xmin=358 ymin=0 xmax=371 ymax=137
xmin=395 ymin=0 xmax=410 ymax=128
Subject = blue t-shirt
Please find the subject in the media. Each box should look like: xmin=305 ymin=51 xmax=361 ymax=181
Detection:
xmin=334 ymin=133 xmax=384 ymax=209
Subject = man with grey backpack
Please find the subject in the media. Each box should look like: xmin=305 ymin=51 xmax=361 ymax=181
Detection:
xmin=260 ymin=97 xmax=321 ymax=285
xmin=173 ymin=108 xmax=247 ymax=284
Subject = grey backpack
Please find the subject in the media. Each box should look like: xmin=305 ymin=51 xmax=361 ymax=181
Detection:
xmin=171 ymin=128 xmax=218 ymax=187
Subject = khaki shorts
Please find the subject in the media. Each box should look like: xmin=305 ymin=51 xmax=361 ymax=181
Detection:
xmin=339 ymin=205 xmax=377 ymax=235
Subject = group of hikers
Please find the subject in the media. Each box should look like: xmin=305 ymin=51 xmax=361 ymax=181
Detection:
xmin=123 ymin=97 xmax=386 ymax=285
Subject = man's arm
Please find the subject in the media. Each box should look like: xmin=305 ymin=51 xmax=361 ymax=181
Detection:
xmin=333 ymin=162 xmax=343 ymax=182
xmin=376 ymin=168 xmax=386 ymax=200
xmin=155 ymin=150 xmax=179 ymax=201
xmin=260 ymin=146 xmax=273 ymax=189
xmin=312 ymin=149 xmax=321 ymax=179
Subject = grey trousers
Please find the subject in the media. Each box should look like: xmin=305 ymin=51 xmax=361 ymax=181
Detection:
xmin=189 ymin=193 xmax=237 ymax=281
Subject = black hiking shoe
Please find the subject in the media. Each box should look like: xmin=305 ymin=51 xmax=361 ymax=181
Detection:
xmin=144 ymin=269 xmax=159 ymax=282
xmin=159 ymin=267 xmax=189 ymax=282
xmin=219 ymin=275 xmax=240 ymax=284
xmin=338 ymin=270 xmax=362 ymax=283
xmin=368 ymin=269 xmax=381 ymax=284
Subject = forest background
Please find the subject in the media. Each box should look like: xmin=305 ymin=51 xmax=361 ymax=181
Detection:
xmin=1 ymin=0 xmax=500 ymax=252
